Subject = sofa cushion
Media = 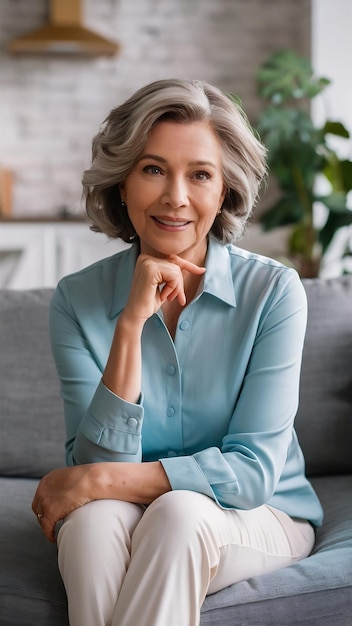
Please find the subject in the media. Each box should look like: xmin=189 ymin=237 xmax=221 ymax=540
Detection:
xmin=0 ymin=477 xmax=68 ymax=626
xmin=200 ymin=475 xmax=352 ymax=625
xmin=0 ymin=289 xmax=65 ymax=478
xmin=296 ymin=276 xmax=352 ymax=476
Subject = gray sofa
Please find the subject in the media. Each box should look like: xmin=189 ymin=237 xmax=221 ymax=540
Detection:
xmin=0 ymin=276 xmax=352 ymax=626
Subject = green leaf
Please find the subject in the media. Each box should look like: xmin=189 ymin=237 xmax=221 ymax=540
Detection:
xmin=257 ymin=49 xmax=330 ymax=104
xmin=317 ymin=192 xmax=350 ymax=213
xmin=319 ymin=211 xmax=352 ymax=252
xmin=289 ymin=223 xmax=316 ymax=256
xmin=258 ymin=108 xmax=325 ymax=179
xmin=324 ymin=158 xmax=352 ymax=193
xmin=259 ymin=195 xmax=305 ymax=230
xmin=341 ymin=160 xmax=352 ymax=191
xmin=323 ymin=120 xmax=350 ymax=139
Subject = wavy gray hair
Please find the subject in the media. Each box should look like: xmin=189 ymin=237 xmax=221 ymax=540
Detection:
xmin=83 ymin=79 xmax=267 ymax=244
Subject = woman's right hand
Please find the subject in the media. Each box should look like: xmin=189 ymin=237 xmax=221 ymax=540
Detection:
xmin=121 ymin=253 xmax=206 ymax=326
xmin=102 ymin=253 xmax=205 ymax=402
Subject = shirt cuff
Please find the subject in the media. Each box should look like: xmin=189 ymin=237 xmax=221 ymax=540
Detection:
xmin=78 ymin=379 xmax=144 ymax=454
xmin=160 ymin=455 xmax=215 ymax=500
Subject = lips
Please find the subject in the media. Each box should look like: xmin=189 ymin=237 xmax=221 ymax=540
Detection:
xmin=153 ymin=216 xmax=190 ymax=227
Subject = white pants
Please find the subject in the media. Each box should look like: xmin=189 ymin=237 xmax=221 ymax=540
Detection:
xmin=57 ymin=491 xmax=315 ymax=626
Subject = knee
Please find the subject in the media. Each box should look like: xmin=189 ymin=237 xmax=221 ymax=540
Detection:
xmin=57 ymin=500 xmax=142 ymax=556
xmin=57 ymin=501 xmax=115 ymax=556
xmin=130 ymin=491 xmax=221 ymax=573
xmin=59 ymin=500 xmax=116 ymax=537
xmin=138 ymin=491 xmax=213 ymax=541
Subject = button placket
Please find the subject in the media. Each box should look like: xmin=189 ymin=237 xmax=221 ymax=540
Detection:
xmin=143 ymin=313 xmax=183 ymax=452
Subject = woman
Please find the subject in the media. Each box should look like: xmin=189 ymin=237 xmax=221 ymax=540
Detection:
xmin=32 ymin=79 xmax=323 ymax=626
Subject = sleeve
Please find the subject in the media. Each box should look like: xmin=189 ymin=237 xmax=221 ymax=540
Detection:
xmin=160 ymin=268 xmax=308 ymax=510
xmin=49 ymin=280 xmax=144 ymax=466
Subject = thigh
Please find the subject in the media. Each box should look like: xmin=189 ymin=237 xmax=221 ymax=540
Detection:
xmin=57 ymin=500 xmax=146 ymax=626
xmin=130 ymin=491 xmax=314 ymax=592
xmin=207 ymin=504 xmax=315 ymax=595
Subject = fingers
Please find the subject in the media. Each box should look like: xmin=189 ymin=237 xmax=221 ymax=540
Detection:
xmin=32 ymin=479 xmax=57 ymax=543
xmin=161 ymin=255 xmax=205 ymax=306
xmin=39 ymin=516 xmax=56 ymax=543
xmin=166 ymin=254 xmax=206 ymax=275
xmin=33 ymin=503 xmax=56 ymax=542
xmin=32 ymin=496 xmax=38 ymax=516
xmin=126 ymin=253 xmax=206 ymax=321
xmin=160 ymin=281 xmax=186 ymax=306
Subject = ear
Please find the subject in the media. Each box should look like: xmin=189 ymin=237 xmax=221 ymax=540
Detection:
xmin=119 ymin=183 xmax=125 ymax=202
xmin=219 ymin=184 xmax=227 ymax=209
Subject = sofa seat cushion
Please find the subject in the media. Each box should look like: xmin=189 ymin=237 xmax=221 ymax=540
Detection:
xmin=200 ymin=475 xmax=352 ymax=625
xmin=0 ymin=477 xmax=68 ymax=626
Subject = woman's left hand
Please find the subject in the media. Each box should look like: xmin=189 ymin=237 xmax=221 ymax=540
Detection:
xmin=32 ymin=464 xmax=97 ymax=543
xmin=32 ymin=460 xmax=170 ymax=543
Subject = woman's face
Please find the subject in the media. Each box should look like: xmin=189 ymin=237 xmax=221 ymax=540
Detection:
xmin=120 ymin=120 xmax=227 ymax=264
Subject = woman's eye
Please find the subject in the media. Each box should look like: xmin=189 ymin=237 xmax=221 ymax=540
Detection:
xmin=144 ymin=165 xmax=162 ymax=175
xmin=194 ymin=171 xmax=210 ymax=180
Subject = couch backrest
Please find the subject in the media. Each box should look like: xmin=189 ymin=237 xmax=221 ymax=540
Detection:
xmin=0 ymin=278 xmax=351 ymax=479
xmin=295 ymin=276 xmax=352 ymax=476
xmin=0 ymin=289 xmax=65 ymax=477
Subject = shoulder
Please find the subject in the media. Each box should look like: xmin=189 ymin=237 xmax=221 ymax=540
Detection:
xmin=222 ymin=244 xmax=307 ymax=333
xmin=227 ymin=243 xmax=289 ymax=273
xmin=227 ymin=243 xmax=303 ymax=289
xmin=222 ymin=242 xmax=306 ymax=312
xmin=61 ymin=244 xmax=133 ymax=286
xmin=51 ymin=244 xmax=136 ymax=315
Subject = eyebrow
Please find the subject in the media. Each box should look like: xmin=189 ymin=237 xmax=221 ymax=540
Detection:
xmin=138 ymin=154 xmax=217 ymax=169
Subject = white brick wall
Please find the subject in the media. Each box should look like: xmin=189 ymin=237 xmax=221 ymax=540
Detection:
xmin=0 ymin=0 xmax=310 ymax=217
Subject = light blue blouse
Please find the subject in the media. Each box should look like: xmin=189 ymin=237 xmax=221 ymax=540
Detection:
xmin=49 ymin=236 xmax=323 ymax=527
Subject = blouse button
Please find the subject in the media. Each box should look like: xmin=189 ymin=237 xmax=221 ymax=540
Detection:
xmin=127 ymin=417 xmax=138 ymax=429
xmin=166 ymin=406 xmax=175 ymax=417
xmin=167 ymin=364 xmax=176 ymax=375
xmin=179 ymin=320 xmax=190 ymax=331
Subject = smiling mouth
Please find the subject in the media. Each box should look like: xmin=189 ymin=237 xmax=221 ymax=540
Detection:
xmin=153 ymin=217 xmax=190 ymax=227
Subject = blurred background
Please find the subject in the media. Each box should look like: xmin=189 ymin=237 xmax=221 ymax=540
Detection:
xmin=0 ymin=0 xmax=351 ymax=288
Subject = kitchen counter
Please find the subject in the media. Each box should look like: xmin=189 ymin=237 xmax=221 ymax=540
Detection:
xmin=0 ymin=220 xmax=128 ymax=289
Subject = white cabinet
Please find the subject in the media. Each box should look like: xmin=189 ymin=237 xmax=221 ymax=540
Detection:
xmin=0 ymin=221 xmax=130 ymax=289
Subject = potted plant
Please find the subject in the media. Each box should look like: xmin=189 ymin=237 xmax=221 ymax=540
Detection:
xmin=253 ymin=49 xmax=352 ymax=277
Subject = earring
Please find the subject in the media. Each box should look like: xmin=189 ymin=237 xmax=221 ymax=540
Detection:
xmin=121 ymin=200 xmax=127 ymax=208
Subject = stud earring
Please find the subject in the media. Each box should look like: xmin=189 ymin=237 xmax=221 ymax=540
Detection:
xmin=121 ymin=200 xmax=127 ymax=208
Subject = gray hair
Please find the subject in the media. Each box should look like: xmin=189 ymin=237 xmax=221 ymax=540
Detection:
xmin=83 ymin=79 xmax=267 ymax=244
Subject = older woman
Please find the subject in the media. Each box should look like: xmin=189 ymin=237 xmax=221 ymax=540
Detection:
xmin=32 ymin=79 xmax=323 ymax=626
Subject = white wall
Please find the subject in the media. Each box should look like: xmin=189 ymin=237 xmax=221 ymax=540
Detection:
xmin=312 ymin=0 xmax=352 ymax=154
xmin=311 ymin=0 xmax=352 ymax=275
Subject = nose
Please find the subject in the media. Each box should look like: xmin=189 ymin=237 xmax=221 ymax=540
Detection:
xmin=160 ymin=175 xmax=189 ymax=208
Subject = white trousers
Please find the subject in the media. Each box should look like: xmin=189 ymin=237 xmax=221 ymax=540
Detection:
xmin=57 ymin=491 xmax=315 ymax=626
